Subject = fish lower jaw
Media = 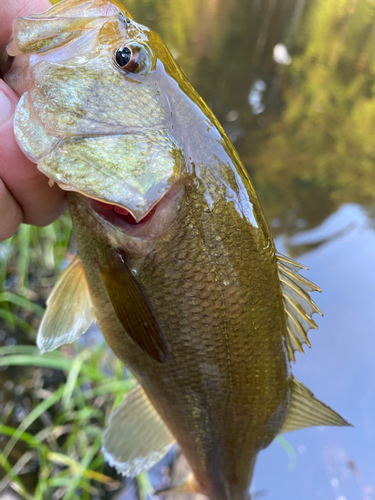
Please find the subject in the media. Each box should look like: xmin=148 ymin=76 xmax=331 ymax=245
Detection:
xmin=90 ymin=198 xmax=157 ymax=226
xmin=86 ymin=180 xmax=185 ymax=252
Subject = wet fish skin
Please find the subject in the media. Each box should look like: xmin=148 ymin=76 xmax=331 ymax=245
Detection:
xmin=68 ymin=177 xmax=289 ymax=499
xmin=4 ymin=1 xmax=350 ymax=498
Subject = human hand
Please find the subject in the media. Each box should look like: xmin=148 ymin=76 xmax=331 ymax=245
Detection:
xmin=0 ymin=0 xmax=67 ymax=242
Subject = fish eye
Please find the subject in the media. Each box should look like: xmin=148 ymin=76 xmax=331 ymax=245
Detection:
xmin=113 ymin=43 xmax=149 ymax=74
xmin=116 ymin=46 xmax=132 ymax=68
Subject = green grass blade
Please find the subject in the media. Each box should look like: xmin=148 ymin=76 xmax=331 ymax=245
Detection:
xmin=0 ymin=354 xmax=74 ymax=371
xmin=17 ymin=225 xmax=31 ymax=291
xmin=0 ymin=237 xmax=15 ymax=330
xmin=0 ymin=345 xmax=44 ymax=356
xmin=0 ymin=309 xmax=35 ymax=334
xmin=0 ymin=291 xmax=45 ymax=316
xmin=2 ymin=385 xmax=65 ymax=462
xmin=0 ymin=352 xmax=107 ymax=382
xmin=0 ymin=424 xmax=43 ymax=449
xmin=137 ymin=472 xmax=153 ymax=500
xmin=61 ymin=435 xmax=102 ymax=500
xmin=0 ymin=451 xmax=34 ymax=500
xmin=275 ymin=435 xmax=297 ymax=471
xmin=62 ymin=351 xmax=90 ymax=410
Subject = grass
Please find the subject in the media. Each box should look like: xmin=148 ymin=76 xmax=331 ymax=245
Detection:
xmin=0 ymin=344 xmax=135 ymax=500
xmin=0 ymin=214 xmax=72 ymax=340
xmin=0 ymin=216 xmax=140 ymax=499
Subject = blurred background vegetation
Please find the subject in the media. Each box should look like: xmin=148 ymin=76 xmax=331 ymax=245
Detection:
xmin=1 ymin=0 xmax=375 ymax=497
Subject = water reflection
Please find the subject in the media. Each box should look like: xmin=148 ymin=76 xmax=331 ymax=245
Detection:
xmin=119 ymin=0 xmax=375 ymax=496
xmin=124 ymin=0 xmax=375 ymax=231
xmin=248 ymin=80 xmax=267 ymax=115
xmin=254 ymin=203 xmax=375 ymax=499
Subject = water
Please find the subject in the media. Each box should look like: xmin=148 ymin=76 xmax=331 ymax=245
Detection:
xmin=258 ymin=205 xmax=375 ymax=499
xmin=120 ymin=0 xmax=375 ymax=497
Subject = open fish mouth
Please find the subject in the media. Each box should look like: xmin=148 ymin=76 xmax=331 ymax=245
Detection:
xmin=90 ymin=198 xmax=159 ymax=227
xmin=85 ymin=179 xmax=186 ymax=239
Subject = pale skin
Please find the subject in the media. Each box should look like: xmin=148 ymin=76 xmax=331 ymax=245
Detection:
xmin=0 ymin=0 xmax=66 ymax=242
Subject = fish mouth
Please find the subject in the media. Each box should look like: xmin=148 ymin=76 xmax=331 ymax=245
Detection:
xmin=87 ymin=179 xmax=185 ymax=237
xmin=90 ymin=198 xmax=159 ymax=228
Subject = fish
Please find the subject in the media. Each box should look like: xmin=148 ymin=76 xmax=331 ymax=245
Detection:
xmin=4 ymin=0 xmax=351 ymax=498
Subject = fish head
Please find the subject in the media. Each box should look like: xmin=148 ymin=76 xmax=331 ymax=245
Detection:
xmin=5 ymin=0 xmax=193 ymax=225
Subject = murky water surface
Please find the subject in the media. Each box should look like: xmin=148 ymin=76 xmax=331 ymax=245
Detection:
xmin=122 ymin=0 xmax=375 ymax=497
xmin=3 ymin=0 xmax=375 ymax=497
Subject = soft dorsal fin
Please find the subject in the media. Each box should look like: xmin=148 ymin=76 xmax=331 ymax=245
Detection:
xmin=100 ymin=250 xmax=169 ymax=363
xmin=102 ymin=384 xmax=175 ymax=476
xmin=37 ymin=255 xmax=95 ymax=353
xmin=279 ymin=377 xmax=352 ymax=434
xmin=277 ymin=253 xmax=323 ymax=362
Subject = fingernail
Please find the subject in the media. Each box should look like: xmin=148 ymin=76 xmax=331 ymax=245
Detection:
xmin=0 ymin=88 xmax=13 ymax=125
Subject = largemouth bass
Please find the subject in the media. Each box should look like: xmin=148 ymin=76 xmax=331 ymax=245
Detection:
xmin=4 ymin=1 xmax=350 ymax=498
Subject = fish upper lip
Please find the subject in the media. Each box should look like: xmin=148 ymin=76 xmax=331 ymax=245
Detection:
xmin=54 ymin=182 xmax=155 ymax=223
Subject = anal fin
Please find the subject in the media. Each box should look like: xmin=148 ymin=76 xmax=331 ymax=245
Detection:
xmin=37 ymin=255 xmax=94 ymax=353
xmin=102 ymin=384 xmax=175 ymax=476
xmin=279 ymin=377 xmax=352 ymax=434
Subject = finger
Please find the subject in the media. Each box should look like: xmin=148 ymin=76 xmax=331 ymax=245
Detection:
xmin=0 ymin=0 xmax=52 ymax=48
xmin=0 ymin=79 xmax=67 ymax=227
xmin=0 ymin=179 xmax=22 ymax=241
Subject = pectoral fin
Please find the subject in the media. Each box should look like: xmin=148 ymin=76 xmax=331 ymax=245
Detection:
xmin=37 ymin=255 xmax=95 ymax=353
xmin=100 ymin=250 xmax=169 ymax=363
xmin=102 ymin=384 xmax=175 ymax=476
xmin=279 ymin=377 xmax=352 ymax=434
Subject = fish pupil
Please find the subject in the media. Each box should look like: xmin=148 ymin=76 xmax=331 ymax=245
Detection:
xmin=116 ymin=47 xmax=132 ymax=67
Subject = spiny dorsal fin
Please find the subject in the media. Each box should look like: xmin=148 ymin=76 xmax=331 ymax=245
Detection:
xmin=100 ymin=249 xmax=170 ymax=363
xmin=37 ymin=255 xmax=95 ymax=354
xmin=277 ymin=253 xmax=323 ymax=362
xmin=279 ymin=377 xmax=352 ymax=434
xmin=102 ymin=384 xmax=175 ymax=476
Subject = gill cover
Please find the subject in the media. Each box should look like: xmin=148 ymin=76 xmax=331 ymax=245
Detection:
xmin=5 ymin=0 xmax=186 ymax=221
